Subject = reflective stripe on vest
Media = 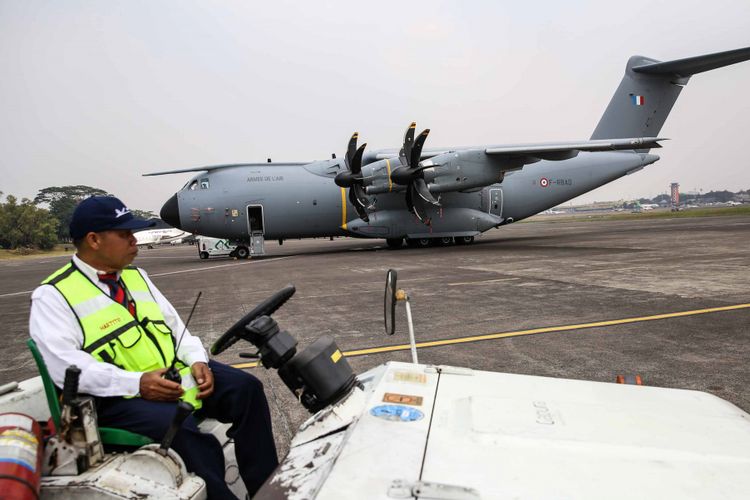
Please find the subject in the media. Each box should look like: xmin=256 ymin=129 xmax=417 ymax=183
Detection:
xmin=42 ymin=262 xmax=179 ymax=373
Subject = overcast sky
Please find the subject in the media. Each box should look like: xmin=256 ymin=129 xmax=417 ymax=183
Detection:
xmin=1 ymin=0 xmax=749 ymax=213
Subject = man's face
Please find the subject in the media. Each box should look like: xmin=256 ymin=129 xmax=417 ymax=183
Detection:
xmin=90 ymin=229 xmax=138 ymax=271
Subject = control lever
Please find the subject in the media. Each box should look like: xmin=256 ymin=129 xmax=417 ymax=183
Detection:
xmin=239 ymin=352 xmax=261 ymax=359
xmin=54 ymin=365 xmax=104 ymax=473
xmin=159 ymin=401 xmax=194 ymax=456
xmin=60 ymin=365 xmax=81 ymax=443
xmin=62 ymin=365 xmax=81 ymax=407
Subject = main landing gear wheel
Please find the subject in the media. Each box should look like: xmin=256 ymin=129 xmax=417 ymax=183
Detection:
xmin=385 ymin=238 xmax=403 ymax=249
xmin=235 ymin=246 xmax=250 ymax=259
xmin=406 ymin=237 xmax=432 ymax=248
xmin=454 ymin=236 xmax=475 ymax=245
xmin=437 ymin=237 xmax=454 ymax=246
xmin=199 ymin=251 xmax=209 ymax=259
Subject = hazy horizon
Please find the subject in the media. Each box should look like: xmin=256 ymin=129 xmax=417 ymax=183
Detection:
xmin=2 ymin=1 xmax=749 ymax=213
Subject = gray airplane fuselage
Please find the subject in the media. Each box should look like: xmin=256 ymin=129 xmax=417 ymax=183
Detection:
xmin=155 ymin=48 xmax=750 ymax=245
xmin=165 ymin=151 xmax=657 ymax=241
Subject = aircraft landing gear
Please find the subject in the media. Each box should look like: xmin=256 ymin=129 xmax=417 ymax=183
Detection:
xmin=454 ymin=236 xmax=475 ymax=245
xmin=436 ymin=236 xmax=454 ymax=246
xmin=235 ymin=246 xmax=250 ymax=259
xmin=385 ymin=238 xmax=403 ymax=249
xmin=406 ymin=237 xmax=432 ymax=248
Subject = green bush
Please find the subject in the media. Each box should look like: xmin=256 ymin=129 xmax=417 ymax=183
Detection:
xmin=0 ymin=194 xmax=59 ymax=250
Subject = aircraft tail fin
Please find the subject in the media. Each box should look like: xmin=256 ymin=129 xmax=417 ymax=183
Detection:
xmin=591 ymin=46 xmax=750 ymax=141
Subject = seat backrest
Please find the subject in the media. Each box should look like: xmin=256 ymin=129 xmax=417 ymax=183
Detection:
xmin=27 ymin=338 xmax=62 ymax=431
xmin=27 ymin=338 xmax=154 ymax=447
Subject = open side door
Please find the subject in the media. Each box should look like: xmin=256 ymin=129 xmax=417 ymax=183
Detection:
xmin=247 ymin=205 xmax=266 ymax=256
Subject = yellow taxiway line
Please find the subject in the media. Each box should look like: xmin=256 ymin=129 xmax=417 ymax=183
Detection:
xmin=231 ymin=302 xmax=750 ymax=369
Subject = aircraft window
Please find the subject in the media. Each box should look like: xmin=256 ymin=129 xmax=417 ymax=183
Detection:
xmin=200 ymin=178 xmax=210 ymax=189
xmin=188 ymin=180 xmax=198 ymax=191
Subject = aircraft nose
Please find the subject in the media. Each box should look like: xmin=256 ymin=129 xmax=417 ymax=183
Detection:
xmin=160 ymin=193 xmax=182 ymax=229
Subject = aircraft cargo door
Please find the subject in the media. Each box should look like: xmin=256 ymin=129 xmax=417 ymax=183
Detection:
xmin=488 ymin=188 xmax=503 ymax=218
xmin=247 ymin=205 xmax=266 ymax=256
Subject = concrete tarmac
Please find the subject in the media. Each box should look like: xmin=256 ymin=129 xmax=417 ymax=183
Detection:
xmin=2 ymin=215 xmax=749 ymax=456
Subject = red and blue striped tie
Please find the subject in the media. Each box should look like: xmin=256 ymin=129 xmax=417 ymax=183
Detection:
xmin=99 ymin=273 xmax=135 ymax=316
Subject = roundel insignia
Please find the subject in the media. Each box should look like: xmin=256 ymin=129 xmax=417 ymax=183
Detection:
xmin=540 ymin=177 xmax=550 ymax=188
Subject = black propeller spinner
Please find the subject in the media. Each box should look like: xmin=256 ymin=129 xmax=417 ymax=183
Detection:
xmin=390 ymin=122 xmax=441 ymax=224
xmin=334 ymin=132 xmax=370 ymax=223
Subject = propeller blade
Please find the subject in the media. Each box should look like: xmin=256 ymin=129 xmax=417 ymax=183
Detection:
xmin=345 ymin=132 xmax=359 ymax=170
xmin=349 ymin=185 xmax=369 ymax=222
xmin=405 ymin=182 xmax=416 ymax=216
xmin=411 ymin=129 xmax=430 ymax=169
xmin=350 ymin=143 xmax=366 ymax=175
xmin=350 ymin=184 xmax=368 ymax=209
xmin=399 ymin=122 xmax=416 ymax=167
xmin=406 ymin=184 xmax=429 ymax=223
xmin=413 ymin=177 xmax=440 ymax=206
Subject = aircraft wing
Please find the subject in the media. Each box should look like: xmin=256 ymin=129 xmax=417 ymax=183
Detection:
xmin=143 ymin=162 xmax=311 ymax=176
xmin=483 ymin=136 xmax=666 ymax=161
xmin=370 ymin=136 xmax=665 ymax=164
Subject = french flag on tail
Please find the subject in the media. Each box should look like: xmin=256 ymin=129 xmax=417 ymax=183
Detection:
xmin=631 ymin=94 xmax=645 ymax=106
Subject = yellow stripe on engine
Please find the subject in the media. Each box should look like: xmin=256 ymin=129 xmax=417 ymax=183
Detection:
xmin=386 ymin=159 xmax=393 ymax=192
xmin=340 ymin=187 xmax=347 ymax=230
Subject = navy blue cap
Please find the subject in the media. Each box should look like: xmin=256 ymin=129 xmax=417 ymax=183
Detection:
xmin=69 ymin=196 xmax=155 ymax=239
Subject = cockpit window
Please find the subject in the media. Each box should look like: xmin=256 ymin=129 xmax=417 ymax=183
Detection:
xmin=188 ymin=180 xmax=198 ymax=191
xmin=200 ymin=178 xmax=210 ymax=189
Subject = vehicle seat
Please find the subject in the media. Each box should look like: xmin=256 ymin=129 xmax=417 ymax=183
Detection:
xmin=26 ymin=338 xmax=153 ymax=447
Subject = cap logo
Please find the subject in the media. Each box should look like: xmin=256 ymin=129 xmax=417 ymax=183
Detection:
xmin=114 ymin=207 xmax=131 ymax=218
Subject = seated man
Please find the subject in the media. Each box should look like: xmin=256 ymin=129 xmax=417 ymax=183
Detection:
xmin=29 ymin=195 xmax=278 ymax=499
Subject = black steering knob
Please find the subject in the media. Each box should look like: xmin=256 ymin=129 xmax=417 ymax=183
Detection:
xmin=245 ymin=315 xmax=279 ymax=341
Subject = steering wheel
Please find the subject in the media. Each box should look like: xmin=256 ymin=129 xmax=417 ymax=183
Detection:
xmin=210 ymin=285 xmax=296 ymax=355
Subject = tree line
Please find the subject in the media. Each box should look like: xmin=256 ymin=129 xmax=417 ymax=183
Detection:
xmin=0 ymin=186 xmax=155 ymax=251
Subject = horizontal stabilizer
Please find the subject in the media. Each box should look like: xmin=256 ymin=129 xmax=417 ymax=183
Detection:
xmin=143 ymin=162 xmax=310 ymax=176
xmin=633 ymin=46 xmax=750 ymax=78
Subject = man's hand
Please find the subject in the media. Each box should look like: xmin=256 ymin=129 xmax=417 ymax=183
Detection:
xmin=140 ymin=368 xmax=184 ymax=401
xmin=192 ymin=362 xmax=214 ymax=400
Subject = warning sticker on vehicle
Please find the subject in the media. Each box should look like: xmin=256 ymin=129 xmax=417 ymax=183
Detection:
xmin=370 ymin=404 xmax=424 ymax=422
xmin=391 ymin=371 xmax=427 ymax=384
xmin=383 ymin=393 xmax=423 ymax=406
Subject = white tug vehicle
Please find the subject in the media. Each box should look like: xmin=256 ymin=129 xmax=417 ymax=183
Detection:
xmin=3 ymin=271 xmax=750 ymax=499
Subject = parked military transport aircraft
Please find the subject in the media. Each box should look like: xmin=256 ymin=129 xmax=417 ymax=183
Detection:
xmin=147 ymin=46 xmax=750 ymax=256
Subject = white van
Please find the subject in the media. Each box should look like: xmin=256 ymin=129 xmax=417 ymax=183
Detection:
xmin=197 ymin=237 xmax=237 ymax=259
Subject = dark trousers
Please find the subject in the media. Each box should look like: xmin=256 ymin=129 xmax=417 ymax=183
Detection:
xmin=96 ymin=360 xmax=278 ymax=499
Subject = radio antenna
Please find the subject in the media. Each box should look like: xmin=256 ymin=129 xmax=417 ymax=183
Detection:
xmin=164 ymin=291 xmax=202 ymax=382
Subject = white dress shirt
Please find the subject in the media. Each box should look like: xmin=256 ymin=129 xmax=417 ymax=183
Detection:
xmin=29 ymin=254 xmax=209 ymax=397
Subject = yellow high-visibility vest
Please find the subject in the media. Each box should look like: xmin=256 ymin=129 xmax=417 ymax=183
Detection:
xmin=42 ymin=262 xmax=201 ymax=408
